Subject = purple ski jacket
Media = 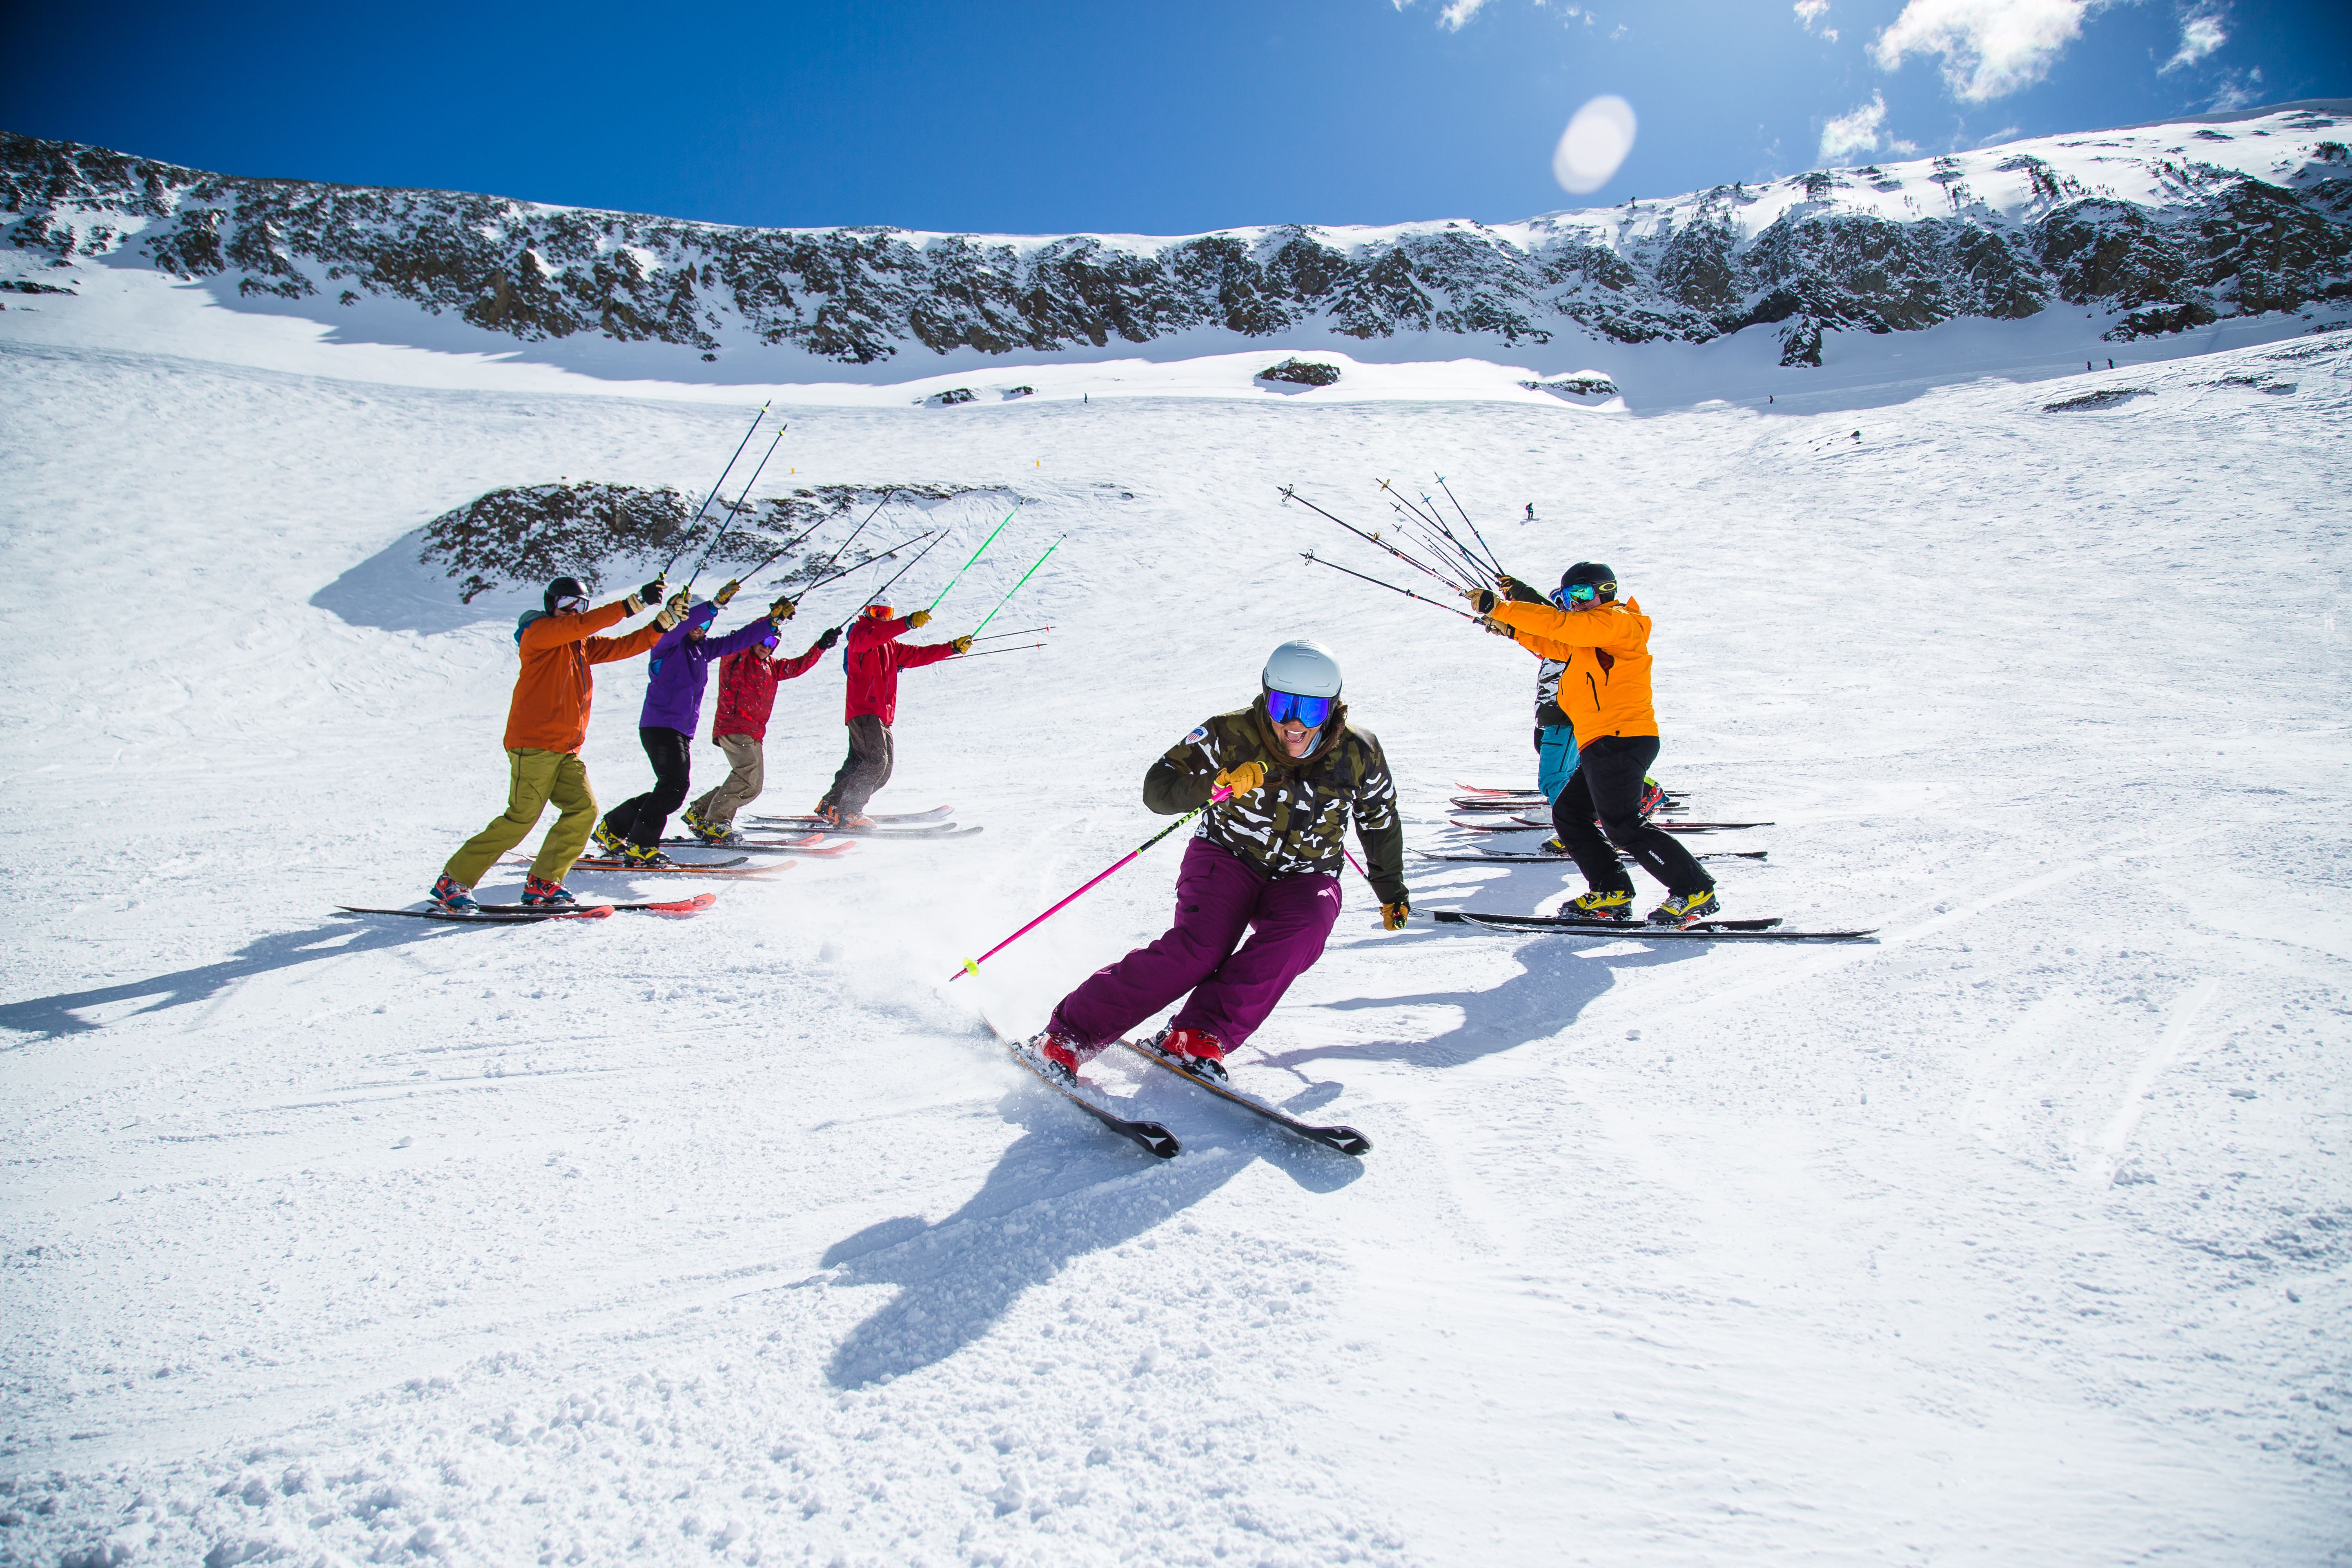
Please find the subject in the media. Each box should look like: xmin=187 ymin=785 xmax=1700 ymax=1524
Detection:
xmin=637 ymin=602 xmax=778 ymax=733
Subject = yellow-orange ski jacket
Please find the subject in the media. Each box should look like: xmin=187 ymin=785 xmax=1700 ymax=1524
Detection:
xmin=1489 ymin=597 xmax=1659 ymax=742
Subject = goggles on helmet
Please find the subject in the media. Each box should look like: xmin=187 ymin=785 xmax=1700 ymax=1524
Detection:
xmin=555 ymin=594 xmax=588 ymax=614
xmin=1564 ymin=579 xmax=1613 ymax=604
xmin=1265 ymin=689 xmax=1333 ymax=728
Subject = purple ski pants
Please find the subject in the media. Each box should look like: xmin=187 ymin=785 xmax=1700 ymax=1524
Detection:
xmin=1048 ymin=836 xmax=1342 ymax=1051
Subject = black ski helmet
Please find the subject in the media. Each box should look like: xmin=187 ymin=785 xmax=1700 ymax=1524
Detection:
xmin=1560 ymin=562 xmax=1618 ymax=603
xmin=543 ymin=575 xmax=588 ymax=614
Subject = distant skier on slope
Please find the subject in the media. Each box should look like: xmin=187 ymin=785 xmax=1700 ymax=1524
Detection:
xmin=431 ymin=574 xmax=676 ymax=911
xmin=595 ymin=592 xmax=796 ymax=867
xmin=1023 ymin=640 xmax=1409 ymax=1082
xmin=679 ymin=604 xmax=841 ymax=846
xmin=1471 ymin=564 xmax=1717 ymax=927
xmin=813 ymin=603 xmax=970 ymax=828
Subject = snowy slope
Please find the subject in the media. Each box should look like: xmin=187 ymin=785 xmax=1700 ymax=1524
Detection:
xmin=2 ymin=204 xmax=2350 ymax=1564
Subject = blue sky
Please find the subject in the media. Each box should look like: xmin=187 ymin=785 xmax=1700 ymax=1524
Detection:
xmin=4 ymin=1 xmax=2344 ymax=235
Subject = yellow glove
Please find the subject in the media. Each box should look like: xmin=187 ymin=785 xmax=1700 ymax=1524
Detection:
xmin=715 ymin=579 xmax=740 ymax=606
xmin=769 ymin=596 xmax=797 ymax=621
xmin=656 ymin=591 xmax=690 ymax=631
xmin=1214 ymin=761 xmax=1265 ymax=797
xmin=952 ymin=635 xmax=973 ymax=653
xmin=906 ymin=609 xmax=932 ymax=629
xmin=1382 ymin=900 xmax=1411 ymax=931
xmin=1479 ymin=615 xmax=1517 ymax=639
xmin=623 ymin=591 xmax=646 ymax=615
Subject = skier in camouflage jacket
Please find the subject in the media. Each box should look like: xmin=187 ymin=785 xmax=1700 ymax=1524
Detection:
xmin=1035 ymin=641 xmax=1408 ymax=1077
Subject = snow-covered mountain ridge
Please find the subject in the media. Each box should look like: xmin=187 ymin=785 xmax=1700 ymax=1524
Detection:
xmin=4 ymin=102 xmax=2348 ymax=372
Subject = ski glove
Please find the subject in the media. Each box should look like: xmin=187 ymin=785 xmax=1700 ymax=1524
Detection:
xmin=638 ymin=577 xmax=666 ymax=606
xmin=1467 ymin=586 xmax=1499 ymax=616
xmin=815 ymin=626 xmax=842 ymax=652
xmin=770 ymin=596 xmax=797 ymax=621
xmin=1497 ymin=574 xmax=1548 ymax=605
xmin=906 ymin=609 xmax=932 ymax=629
xmin=1381 ymin=900 xmax=1411 ymax=931
xmin=1213 ymin=761 xmax=1265 ymax=797
xmin=715 ymin=579 xmax=740 ymax=606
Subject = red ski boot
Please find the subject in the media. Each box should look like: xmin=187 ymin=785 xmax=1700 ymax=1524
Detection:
xmin=1155 ymin=1026 xmax=1230 ymax=1082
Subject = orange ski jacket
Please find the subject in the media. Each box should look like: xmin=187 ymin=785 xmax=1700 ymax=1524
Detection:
xmin=504 ymin=599 xmax=667 ymax=754
xmin=1488 ymin=597 xmax=1659 ymax=742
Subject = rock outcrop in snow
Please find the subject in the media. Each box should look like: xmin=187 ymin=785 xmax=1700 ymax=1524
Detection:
xmin=3 ymin=104 xmax=2348 ymax=368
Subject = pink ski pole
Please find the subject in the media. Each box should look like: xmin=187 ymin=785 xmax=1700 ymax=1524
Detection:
xmin=951 ymin=788 xmax=1230 ymax=982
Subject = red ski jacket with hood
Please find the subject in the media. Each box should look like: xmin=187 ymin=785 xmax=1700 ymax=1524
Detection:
xmin=711 ymin=639 xmax=828 ymax=743
xmin=842 ymin=612 xmax=959 ymax=726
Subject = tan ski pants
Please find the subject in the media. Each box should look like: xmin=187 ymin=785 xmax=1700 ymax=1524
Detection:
xmin=690 ymin=733 xmax=766 ymax=826
xmin=443 ymin=748 xmax=597 ymax=888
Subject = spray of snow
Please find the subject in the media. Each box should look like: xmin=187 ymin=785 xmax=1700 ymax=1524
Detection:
xmin=1552 ymin=95 xmax=1638 ymax=195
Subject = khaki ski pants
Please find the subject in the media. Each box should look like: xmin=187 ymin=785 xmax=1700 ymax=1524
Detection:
xmin=690 ymin=733 xmax=766 ymax=826
xmin=443 ymin=747 xmax=597 ymax=889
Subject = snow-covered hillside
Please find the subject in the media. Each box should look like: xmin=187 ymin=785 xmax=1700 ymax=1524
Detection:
xmin=4 ymin=101 xmax=2350 ymax=387
xmin=3 ymin=100 xmax=2350 ymax=1566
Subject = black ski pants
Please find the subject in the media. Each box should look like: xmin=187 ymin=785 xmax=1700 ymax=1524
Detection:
xmin=604 ymin=726 xmax=694 ymax=849
xmin=820 ymin=714 xmax=894 ymax=816
xmin=1551 ymin=734 xmax=1714 ymax=898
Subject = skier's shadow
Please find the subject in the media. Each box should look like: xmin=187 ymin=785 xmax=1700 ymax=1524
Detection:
xmin=818 ymin=1079 xmax=1354 ymax=1390
xmin=1261 ymin=927 xmax=1707 ymax=1074
xmin=0 ymin=918 xmax=460 ymax=1046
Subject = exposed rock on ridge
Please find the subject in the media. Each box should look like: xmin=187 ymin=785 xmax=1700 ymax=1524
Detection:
xmin=4 ymin=105 xmax=2347 ymax=369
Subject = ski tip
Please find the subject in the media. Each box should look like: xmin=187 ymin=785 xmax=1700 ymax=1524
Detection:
xmin=1133 ymin=1125 xmax=1183 ymax=1160
xmin=1314 ymin=1127 xmax=1372 ymax=1156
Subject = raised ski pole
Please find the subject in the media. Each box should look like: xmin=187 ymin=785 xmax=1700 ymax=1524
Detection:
xmin=1435 ymin=474 xmax=1507 ymax=577
xmin=1385 ymin=499 xmax=1486 ymax=586
xmin=659 ymin=401 xmax=770 ymax=579
xmin=688 ymin=422 xmax=791 ymax=597
xmin=855 ymin=530 xmax=949 ymax=611
xmin=927 ymin=503 xmax=1022 ymax=612
xmin=951 ymin=789 xmax=1233 ymax=982
xmin=806 ymin=488 xmax=898 ymax=581
xmin=793 ymin=529 xmax=934 ymax=600
xmin=965 ymin=535 xmax=1063 ymax=639
xmin=1300 ymin=551 xmax=1478 ymax=619
xmin=1281 ymin=486 xmax=1466 ymax=592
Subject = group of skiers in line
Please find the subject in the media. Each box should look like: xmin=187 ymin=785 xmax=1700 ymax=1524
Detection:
xmin=430 ymin=573 xmax=969 ymax=912
xmin=423 ymin=541 xmax=1713 ymax=1092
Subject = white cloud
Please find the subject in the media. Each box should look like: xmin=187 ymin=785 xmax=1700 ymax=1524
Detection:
xmin=1795 ymin=2 xmax=1842 ymax=42
xmin=2161 ymin=8 xmax=2227 ymax=73
xmin=2208 ymin=64 xmax=2263 ymax=110
xmin=1437 ymin=0 xmax=1493 ymax=28
xmin=1819 ymin=91 xmax=1890 ymax=161
xmin=1870 ymin=0 xmax=2096 ymax=102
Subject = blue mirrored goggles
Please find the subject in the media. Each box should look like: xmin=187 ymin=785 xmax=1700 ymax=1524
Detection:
xmin=1555 ymin=579 xmax=1611 ymax=605
xmin=1265 ymin=690 xmax=1333 ymax=728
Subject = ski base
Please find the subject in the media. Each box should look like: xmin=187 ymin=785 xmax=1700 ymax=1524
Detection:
xmin=1001 ymin=1034 xmax=1180 ymax=1158
xmin=547 ymin=856 xmax=792 ymax=878
xmin=1122 ymin=1038 xmax=1369 ymax=1156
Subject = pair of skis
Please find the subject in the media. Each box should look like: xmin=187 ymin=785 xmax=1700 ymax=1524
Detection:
xmin=338 ymin=892 xmax=719 ymax=923
xmin=748 ymin=804 xmax=983 ymax=840
xmin=1420 ymin=909 xmax=1875 ymax=941
xmin=994 ymin=1024 xmax=1369 ymax=1161
xmin=517 ymin=853 xmax=795 ymax=879
xmin=1415 ymin=847 xmax=1769 ymax=864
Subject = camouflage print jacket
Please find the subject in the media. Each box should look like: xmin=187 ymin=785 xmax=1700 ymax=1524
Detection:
xmin=1142 ymin=699 xmax=1407 ymax=905
xmin=1535 ymin=657 xmax=1571 ymax=728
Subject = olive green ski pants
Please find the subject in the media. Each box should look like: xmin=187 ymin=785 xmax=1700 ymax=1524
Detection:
xmin=443 ymin=748 xmax=598 ymax=889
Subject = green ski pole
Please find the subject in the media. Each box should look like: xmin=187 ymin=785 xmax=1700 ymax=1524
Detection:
xmin=965 ymin=535 xmax=1064 ymax=639
xmin=927 ymin=503 xmax=1022 ymax=613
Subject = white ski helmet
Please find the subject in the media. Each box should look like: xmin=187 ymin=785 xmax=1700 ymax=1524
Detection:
xmin=1262 ymin=639 xmax=1343 ymax=699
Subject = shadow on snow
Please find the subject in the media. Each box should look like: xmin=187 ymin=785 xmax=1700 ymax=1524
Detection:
xmin=816 ymin=1070 xmax=1359 ymax=1390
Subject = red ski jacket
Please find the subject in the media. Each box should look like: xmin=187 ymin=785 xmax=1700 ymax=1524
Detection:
xmin=843 ymin=614 xmax=959 ymax=726
xmin=710 ymin=639 xmax=827 ymax=743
